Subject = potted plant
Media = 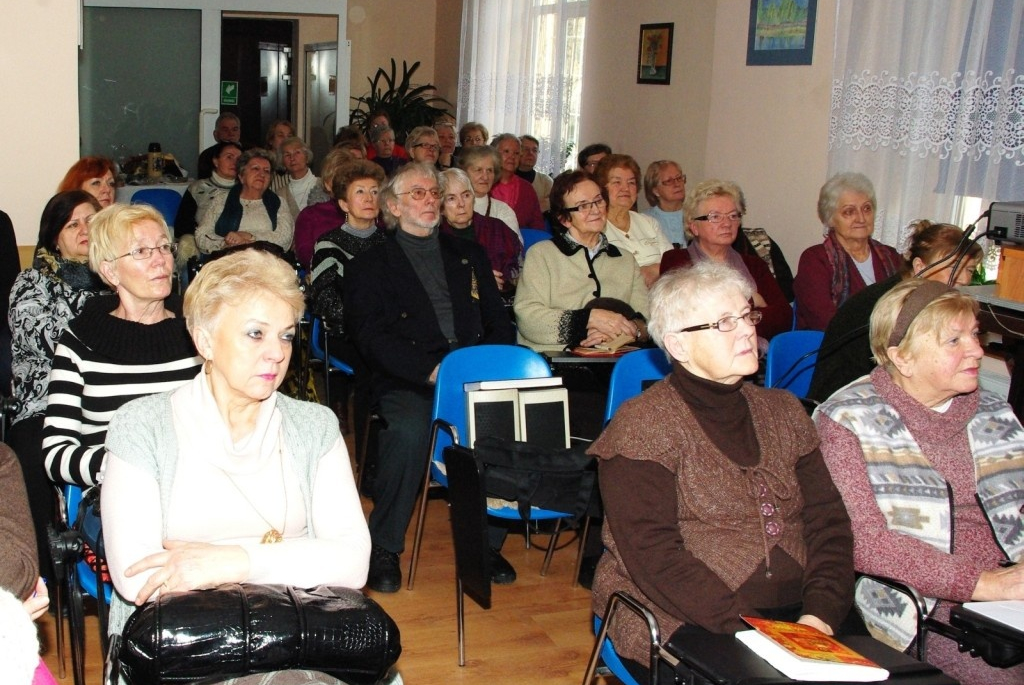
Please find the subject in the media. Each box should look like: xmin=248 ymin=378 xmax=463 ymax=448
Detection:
xmin=349 ymin=59 xmax=452 ymax=144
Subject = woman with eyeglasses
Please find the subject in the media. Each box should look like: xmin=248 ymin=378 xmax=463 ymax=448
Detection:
xmin=406 ymin=126 xmax=441 ymax=167
xmin=514 ymin=170 xmax=649 ymax=352
xmin=660 ymin=179 xmax=791 ymax=342
xmin=196 ymin=149 xmax=295 ymax=255
xmin=594 ymin=154 xmax=673 ymax=288
xmin=643 ymin=160 xmax=687 ymax=248
xmin=42 ymin=204 xmax=202 ymax=488
xmin=590 ymin=260 xmax=858 ymax=684
xmin=793 ymin=172 xmax=903 ymax=331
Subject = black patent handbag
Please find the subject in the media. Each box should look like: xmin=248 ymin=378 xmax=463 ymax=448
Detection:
xmin=117 ymin=583 xmax=401 ymax=685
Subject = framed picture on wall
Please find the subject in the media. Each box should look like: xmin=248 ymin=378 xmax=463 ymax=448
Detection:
xmin=746 ymin=0 xmax=817 ymax=66
xmin=637 ymin=23 xmax=673 ymax=85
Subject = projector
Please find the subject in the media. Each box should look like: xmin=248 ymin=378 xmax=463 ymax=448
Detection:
xmin=989 ymin=201 xmax=1024 ymax=245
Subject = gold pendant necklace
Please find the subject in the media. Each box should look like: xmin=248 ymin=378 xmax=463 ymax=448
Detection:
xmin=218 ymin=438 xmax=288 ymax=544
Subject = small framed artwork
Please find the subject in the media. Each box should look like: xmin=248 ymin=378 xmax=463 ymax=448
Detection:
xmin=746 ymin=0 xmax=817 ymax=66
xmin=637 ymin=23 xmax=674 ymax=85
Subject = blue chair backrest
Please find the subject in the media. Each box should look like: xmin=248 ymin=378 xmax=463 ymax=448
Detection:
xmin=130 ymin=188 xmax=183 ymax=228
xmin=309 ymin=317 xmax=354 ymax=375
xmin=64 ymin=484 xmax=113 ymax=603
xmin=604 ymin=348 xmax=672 ymax=424
xmin=764 ymin=330 xmax=825 ymax=398
xmin=430 ymin=345 xmax=552 ymax=484
xmin=520 ymin=227 xmax=550 ymax=252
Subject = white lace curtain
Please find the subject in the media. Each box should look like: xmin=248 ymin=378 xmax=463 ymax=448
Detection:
xmin=828 ymin=0 xmax=1024 ymax=250
xmin=458 ymin=0 xmax=588 ymax=175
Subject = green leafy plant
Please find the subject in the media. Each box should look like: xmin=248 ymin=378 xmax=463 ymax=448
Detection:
xmin=349 ymin=59 xmax=452 ymax=145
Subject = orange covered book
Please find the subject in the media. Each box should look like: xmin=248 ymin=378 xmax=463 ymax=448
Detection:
xmin=736 ymin=616 xmax=889 ymax=682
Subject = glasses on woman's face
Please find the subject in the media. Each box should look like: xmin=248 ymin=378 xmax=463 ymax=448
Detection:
xmin=412 ymin=143 xmax=440 ymax=152
xmin=566 ymin=197 xmax=607 ymax=215
xmin=113 ymin=243 xmax=177 ymax=261
xmin=693 ymin=211 xmax=743 ymax=225
xmin=659 ymin=174 xmax=686 ymax=186
xmin=679 ymin=310 xmax=762 ymax=333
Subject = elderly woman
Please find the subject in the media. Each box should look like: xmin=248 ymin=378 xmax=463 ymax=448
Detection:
xmin=591 ymin=260 xmax=856 ymax=683
xmin=660 ymin=179 xmax=791 ymax=341
xmin=369 ymin=126 xmax=404 ymax=178
xmin=595 ymin=155 xmax=673 ymax=287
xmin=406 ymin=126 xmax=441 ymax=167
xmin=643 ymin=160 xmax=687 ymax=247
xmin=794 ymin=172 xmax=903 ymax=331
xmin=458 ymin=121 xmax=489 ymax=148
xmin=363 ymin=111 xmax=409 ymax=163
xmin=438 ymin=168 xmax=522 ymax=295
xmin=57 ymin=156 xmax=117 ymax=208
xmin=490 ymin=133 xmax=544 ymax=230
xmin=196 ymin=149 xmax=295 ymax=255
xmin=277 ymin=136 xmax=322 ymax=214
xmin=516 ymin=135 xmax=553 ymax=213
xmin=42 ymin=203 xmax=202 ymax=488
xmin=459 ymin=145 xmax=521 ymax=242
xmin=514 ymin=170 xmax=648 ymax=351
xmin=808 ymin=221 xmax=982 ymax=403
xmin=815 ymin=279 xmax=1024 ymax=685
xmin=293 ymin=148 xmax=357 ymax=267
xmin=435 ymin=120 xmax=457 ymax=170
xmin=7 ymin=191 xmax=106 ymax=573
xmin=173 ymin=141 xmax=242 ymax=264
xmin=102 ymin=249 xmax=371 ymax=681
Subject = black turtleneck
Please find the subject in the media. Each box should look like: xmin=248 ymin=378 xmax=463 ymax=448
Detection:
xmin=669 ymin=363 xmax=759 ymax=467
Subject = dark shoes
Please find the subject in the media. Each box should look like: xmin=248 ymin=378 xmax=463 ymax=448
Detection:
xmin=367 ymin=545 xmax=402 ymax=593
xmin=489 ymin=548 xmax=517 ymax=585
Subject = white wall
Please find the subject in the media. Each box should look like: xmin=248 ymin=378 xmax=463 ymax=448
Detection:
xmin=579 ymin=0 xmax=837 ymax=266
xmin=1 ymin=3 xmax=81 ymax=249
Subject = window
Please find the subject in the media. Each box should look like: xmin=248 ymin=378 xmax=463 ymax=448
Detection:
xmin=458 ymin=0 xmax=589 ymax=175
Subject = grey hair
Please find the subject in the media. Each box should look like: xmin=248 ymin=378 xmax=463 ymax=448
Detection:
xmin=369 ymin=126 xmax=394 ymax=144
xmin=238 ymin=148 xmax=275 ymax=173
xmin=440 ymin=167 xmax=473 ymax=194
xmin=490 ymin=133 xmax=520 ymax=149
xmin=648 ymin=261 xmax=754 ymax=350
xmin=458 ymin=145 xmax=501 ymax=173
xmin=280 ymin=136 xmax=313 ymax=165
xmin=817 ymin=172 xmax=876 ymax=227
xmin=380 ymin=162 xmax=442 ymax=229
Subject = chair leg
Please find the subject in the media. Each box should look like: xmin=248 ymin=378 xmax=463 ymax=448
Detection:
xmin=406 ymin=425 xmax=441 ymax=590
xmin=457 ymin=577 xmax=466 ymax=667
xmin=572 ymin=517 xmax=592 ymax=588
xmin=541 ymin=520 xmax=562 ymax=577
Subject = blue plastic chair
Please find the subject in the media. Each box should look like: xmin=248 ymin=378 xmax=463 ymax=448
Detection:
xmin=764 ymin=330 xmax=825 ymax=398
xmin=308 ymin=316 xmax=354 ymax=409
xmin=520 ymin=227 xmax=551 ymax=251
xmin=583 ymin=591 xmax=663 ymax=685
xmin=406 ymin=344 xmax=586 ymax=589
xmin=54 ymin=484 xmax=112 ymax=685
xmin=130 ymin=187 xmax=183 ymax=228
xmin=604 ymin=349 xmax=673 ymax=425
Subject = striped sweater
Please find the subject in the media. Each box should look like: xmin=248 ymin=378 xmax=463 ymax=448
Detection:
xmin=42 ymin=294 xmax=202 ymax=487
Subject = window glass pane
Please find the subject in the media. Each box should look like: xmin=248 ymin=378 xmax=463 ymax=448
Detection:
xmin=80 ymin=7 xmax=202 ymax=177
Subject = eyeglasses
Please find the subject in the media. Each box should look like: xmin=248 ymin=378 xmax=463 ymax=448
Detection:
xmin=566 ymin=198 xmax=607 ymax=214
xmin=113 ymin=243 xmax=177 ymax=261
xmin=660 ymin=174 xmax=686 ymax=186
xmin=397 ymin=187 xmax=442 ymax=201
xmin=412 ymin=143 xmax=440 ymax=152
xmin=678 ymin=310 xmax=762 ymax=333
xmin=693 ymin=211 xmax=743 ymax=225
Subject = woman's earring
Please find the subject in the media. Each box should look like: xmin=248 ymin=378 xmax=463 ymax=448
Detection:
xmin=204 ymin=359 xmax=212 ymax=374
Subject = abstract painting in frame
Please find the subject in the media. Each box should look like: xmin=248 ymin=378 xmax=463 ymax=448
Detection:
xmin=746 ymin=0 xmax=817 ymax=66
xmin=637 ymin=23 xmax=673 ymax=85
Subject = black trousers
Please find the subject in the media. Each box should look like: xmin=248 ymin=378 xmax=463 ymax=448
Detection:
xmin=7 ymin=415 xmax=56 ymax=581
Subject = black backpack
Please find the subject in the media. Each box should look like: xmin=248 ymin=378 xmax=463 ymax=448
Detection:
xmin=471 ymin=436 xmax=598 ymax=522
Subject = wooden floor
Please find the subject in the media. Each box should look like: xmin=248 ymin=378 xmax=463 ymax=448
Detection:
xmin=37 ymin=429 xmax=624 ymax=684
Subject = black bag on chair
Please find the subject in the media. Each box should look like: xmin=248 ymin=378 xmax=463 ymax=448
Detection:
xmin=472 ymin=436 xmax=598 ymax=521
xmin=118 ymin=584 xmax=401 ymax=685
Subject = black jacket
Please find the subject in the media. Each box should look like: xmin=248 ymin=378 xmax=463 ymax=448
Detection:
xmin=343 ymin=230 xmax=515 ymax=399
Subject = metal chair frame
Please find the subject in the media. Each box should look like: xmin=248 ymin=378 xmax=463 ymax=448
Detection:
xmin=582 ymin=591 xmax=667 ymax=685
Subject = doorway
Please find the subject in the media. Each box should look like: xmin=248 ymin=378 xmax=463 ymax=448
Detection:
xmin=305 ymin=41 xmax=338 ymax=174
xmin=220 ymin=18 xmax=296 ymax=150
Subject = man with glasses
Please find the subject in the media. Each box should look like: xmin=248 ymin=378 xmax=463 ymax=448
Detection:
xmin=344 ymin=163 xmax=516 ymax=593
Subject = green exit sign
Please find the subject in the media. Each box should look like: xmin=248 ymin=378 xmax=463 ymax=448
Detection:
xmin=220 ymin=81 xmax=238 ymax=106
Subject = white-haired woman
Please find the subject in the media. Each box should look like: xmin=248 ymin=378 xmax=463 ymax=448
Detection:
xmin=793 ymin=172 xmax=903 ymax=331
xmin=591 ymin=260 xmax=856 ymax=684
